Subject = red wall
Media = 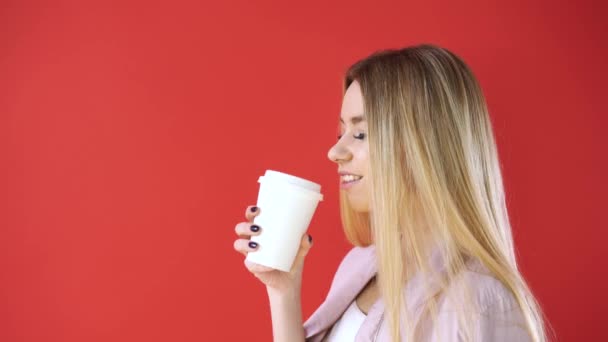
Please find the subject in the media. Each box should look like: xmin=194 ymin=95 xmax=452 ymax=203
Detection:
xmin=1 ymin=1 xmax=605 ymax=341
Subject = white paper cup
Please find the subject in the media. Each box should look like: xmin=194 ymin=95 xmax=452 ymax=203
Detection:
xmin=245 ymin=170 xmax=324 ymax=272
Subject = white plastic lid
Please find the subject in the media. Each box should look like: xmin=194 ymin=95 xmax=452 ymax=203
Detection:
xmin=258 ymin=170 xmax=323 ymax=200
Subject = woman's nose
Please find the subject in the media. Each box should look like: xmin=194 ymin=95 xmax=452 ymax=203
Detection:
xmin=327 ymin=142 xmax=352 ymax=163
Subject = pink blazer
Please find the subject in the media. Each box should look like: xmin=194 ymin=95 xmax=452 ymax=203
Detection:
xmin=303 ymin=244 xmax=532 ymax=341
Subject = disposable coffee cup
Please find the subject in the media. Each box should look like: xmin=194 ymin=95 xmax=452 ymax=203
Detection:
xmin=245 ymin=170 xmax=324 ymax=272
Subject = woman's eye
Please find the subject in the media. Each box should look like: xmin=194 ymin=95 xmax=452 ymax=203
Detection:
xmin=337 ymin=133 xmax=366 ymax=141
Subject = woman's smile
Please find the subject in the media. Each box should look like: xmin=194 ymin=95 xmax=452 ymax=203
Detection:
xmin=340 ymin=176 xmax=363 ymax=189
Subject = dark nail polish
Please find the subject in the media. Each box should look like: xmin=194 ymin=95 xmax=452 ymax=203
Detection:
xmin=250 ymin=225 xmax=260 ymax=232
xmin=248 ymin=241 xmax=258 ymax=249
xmin=251 ymin=206 xmax=258 ymax=212
xmin=308 ymin=235 xmax=313 ymax=243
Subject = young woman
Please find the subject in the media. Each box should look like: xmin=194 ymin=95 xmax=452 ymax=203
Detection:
xmin=233 ymin=44 xmax=548 ymax=341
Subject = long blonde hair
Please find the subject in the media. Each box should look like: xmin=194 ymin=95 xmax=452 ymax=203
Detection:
xmin=338 ymin=44 xmax=550 ymax=341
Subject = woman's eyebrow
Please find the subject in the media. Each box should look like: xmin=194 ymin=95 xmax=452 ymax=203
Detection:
xmin=339 ymin=115 xmax=366 ymax=125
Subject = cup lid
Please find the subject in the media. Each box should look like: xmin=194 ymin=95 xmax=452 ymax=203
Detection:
xmin=259 ymin=170 xmax=323 ymax=199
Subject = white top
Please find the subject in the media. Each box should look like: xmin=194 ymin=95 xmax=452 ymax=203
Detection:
xmin=325 ymin=299 xmax=367 ymax=341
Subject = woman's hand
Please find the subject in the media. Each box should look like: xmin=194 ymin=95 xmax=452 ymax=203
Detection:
xmin=233 ymin=205 xmax=313 ymax=294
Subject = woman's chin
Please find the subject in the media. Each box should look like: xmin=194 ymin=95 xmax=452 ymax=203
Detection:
xmin=349 ymin=202 xmax=370 ymax=213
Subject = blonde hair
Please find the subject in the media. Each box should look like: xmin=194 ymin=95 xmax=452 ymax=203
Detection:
xmin=338 ymin=44 xmax=551 ymax=341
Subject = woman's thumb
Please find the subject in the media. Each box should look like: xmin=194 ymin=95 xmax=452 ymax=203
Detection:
xmin=300 ymin=233 xmax=313 ymax=256
xmin=305 ymin=233 xmax=313 ymax=253
xmin=291 ymin=233 xmax=313 ymax=270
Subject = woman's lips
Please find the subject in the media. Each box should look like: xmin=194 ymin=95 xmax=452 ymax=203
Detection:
xmin=340 ymin=177 xmax=362 ymax=189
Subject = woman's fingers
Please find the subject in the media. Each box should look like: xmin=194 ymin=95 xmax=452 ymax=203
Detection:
xmin=234 ymin=221 xmax=262 ymax=239
xmin=289 ymin=233 xmax=313 ymax=271
xmin=245 ymin=205 xmax=260 ymax=222
xmin=233 ymin=238 xmax=260 ymax=256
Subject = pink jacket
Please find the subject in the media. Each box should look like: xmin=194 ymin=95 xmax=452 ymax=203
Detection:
xmin=303 ymin=244 xmax=532 ymax=341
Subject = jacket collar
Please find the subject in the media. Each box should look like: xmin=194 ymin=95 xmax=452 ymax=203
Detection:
xmin=304 ymin=244 xmax=378 ymax=339
xmin=304 ymin=243 xmax=450 ymax=341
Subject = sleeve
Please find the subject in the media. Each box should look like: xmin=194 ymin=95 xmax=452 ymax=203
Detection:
xmin=473 ymin=304 xmax=533 ymax=342
xmin=425 ymin=306 xmax=533 ymax=342
xmin=423 ymin=280 xmax=534 ymax=342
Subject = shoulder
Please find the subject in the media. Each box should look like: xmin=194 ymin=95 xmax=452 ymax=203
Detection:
xmin=326 ymin=244 xmax=376 ymax=292
xmin=336 ymin=244 xmax=375 ymax=270
xmin=331 ymin=245 xmax=375 ymax=279
xmin=429 ymin=258 xmax=532 ymax=341
xmin=441 ymin=258 xmax=520 ymax=313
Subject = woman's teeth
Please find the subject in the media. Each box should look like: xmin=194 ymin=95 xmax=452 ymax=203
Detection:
xmin=341 ymin=175 xmax=363 ymax=183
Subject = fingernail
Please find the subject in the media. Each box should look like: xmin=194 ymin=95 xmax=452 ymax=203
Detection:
xmin=250 ymin=225 xmax=260 ymax=232
xmin=308 ymin=235 xmax=313 ymax=244
xmin=251 ymin=206 xmax=258 ymax=212
xmin=248 ymin=241 xmax=258 ymax=249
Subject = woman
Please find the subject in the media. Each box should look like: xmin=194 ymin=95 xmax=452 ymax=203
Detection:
xmin=233 ymin=44 xmax=548 ymax=341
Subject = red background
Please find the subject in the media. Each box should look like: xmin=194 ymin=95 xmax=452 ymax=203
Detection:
xmin=1 ymin=1 xmax=606 ymax=341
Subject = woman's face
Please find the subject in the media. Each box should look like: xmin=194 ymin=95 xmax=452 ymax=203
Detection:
xmin=327 ymin=80 xmax=370 ymax=213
